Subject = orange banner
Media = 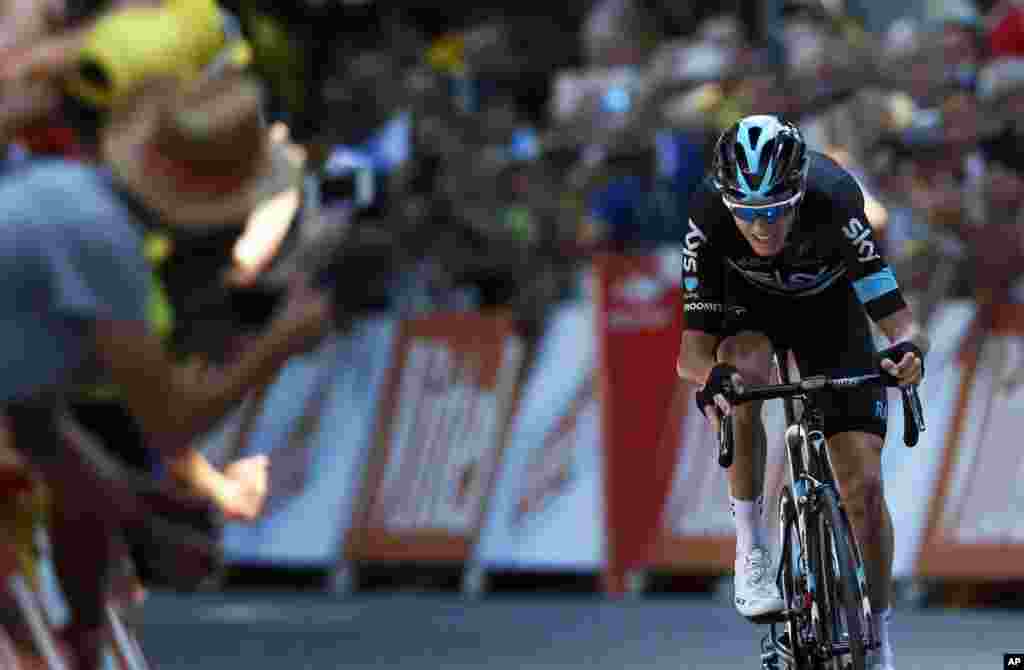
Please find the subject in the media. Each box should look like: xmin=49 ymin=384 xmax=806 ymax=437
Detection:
xmin=346 ymin=311 xmax=525 ymax=563
xmin=918 ymin=303 xmax=1024 ymax=578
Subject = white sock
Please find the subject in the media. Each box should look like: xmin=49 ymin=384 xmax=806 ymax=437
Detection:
xmin=872 ymin=607 xmax=894 ymax=664
xmin=731 ymin=495 xmax=766 ymax=556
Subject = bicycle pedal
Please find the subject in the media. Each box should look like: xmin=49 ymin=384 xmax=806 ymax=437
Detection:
xmin=760 ymin=652 xmax=785 ymax=670
xmin=760 ymin=633 xmax=794 ymax=670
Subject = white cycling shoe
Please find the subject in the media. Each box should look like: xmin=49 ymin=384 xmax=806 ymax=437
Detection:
xmin=734 ymin=546 xmax=785 ymax=619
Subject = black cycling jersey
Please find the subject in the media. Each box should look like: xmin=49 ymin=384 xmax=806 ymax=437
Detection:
xmin=681 ymin=151 xmax=907 ymax=335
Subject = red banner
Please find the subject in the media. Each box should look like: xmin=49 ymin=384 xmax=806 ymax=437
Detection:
xmin=592 ymin=247 xmax=788 ymax=576
xmin=346 ymin=311 xmax=525 ymax=563
xmin=594 ymin=252 xmax=686 ymax=594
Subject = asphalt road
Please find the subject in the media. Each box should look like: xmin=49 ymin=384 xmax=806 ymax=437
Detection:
xmin=136 ymin=591 xmax=1023 ymax=670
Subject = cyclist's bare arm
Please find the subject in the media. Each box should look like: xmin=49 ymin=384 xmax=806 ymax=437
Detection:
xmin=677 ymin=329 xmax=720 ymax=385
xmin=876 ymin=306 xmax=931 ymax=356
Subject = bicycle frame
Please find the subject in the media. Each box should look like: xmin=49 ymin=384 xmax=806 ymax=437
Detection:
xmin=772 ymin=350 xmax=874 ymax=666
xmin=718 ymin=347 xmax=925 ymax=669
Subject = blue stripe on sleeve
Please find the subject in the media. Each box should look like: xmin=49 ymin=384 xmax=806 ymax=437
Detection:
xmin=852 ymin=267 xmax=899 ymax=304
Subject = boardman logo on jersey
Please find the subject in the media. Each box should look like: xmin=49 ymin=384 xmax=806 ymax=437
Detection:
xmin=682 ymin=219 xmax=707 ymax=273
xmin=842 ymin=218 xmax=881 ymax=263
xmin=684 ymin=301 xmax=722 ymax=313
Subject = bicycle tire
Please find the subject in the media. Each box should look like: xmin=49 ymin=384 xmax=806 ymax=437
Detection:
xmin=778 ymin=486 xmax=810 ymax=670
xmin=816 ymin=485 xmax=869 ymax=670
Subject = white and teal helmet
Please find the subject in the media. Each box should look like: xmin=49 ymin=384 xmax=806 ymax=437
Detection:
xmin=712 ymin=115 xmax=809 ymax=205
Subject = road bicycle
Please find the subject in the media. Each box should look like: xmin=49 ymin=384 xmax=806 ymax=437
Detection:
xmin=716 ymin=347 xmax=925 ymax=670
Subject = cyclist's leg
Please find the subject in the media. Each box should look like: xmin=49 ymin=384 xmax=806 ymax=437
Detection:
xmin=716 ymin=331 xmax=773 ymax=506
xmin=717 ymin=330 xmax=784 ymax=618
xmin=824 ymin=430 xmax=892 ymax=617
xmin=825 ymin=428 xmax=896 ymax=670
xmin=714 ymin=280 xmax=788 ymax=618
xmin=713 ymin=274 xmax=784 ymax=512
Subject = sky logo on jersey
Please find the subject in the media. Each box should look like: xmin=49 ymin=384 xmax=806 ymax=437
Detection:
xmin=682 ymin=219 xmax=707 ymax=273
xmin=842 ymin=218 xmax=881 ymax=263
xmin=684 ymin=277 xmax=698 ymax=291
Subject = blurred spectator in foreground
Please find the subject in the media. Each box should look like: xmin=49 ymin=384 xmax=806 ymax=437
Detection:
xmin=0 ymin=69 xmax=325 ymax=670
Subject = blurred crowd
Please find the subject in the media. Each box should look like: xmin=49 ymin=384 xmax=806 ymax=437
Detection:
xmin=6 ymin=0 xmax=1024 ymax=342
xmin=207 ymin=0 xmax=1024 ymax=335
xmin=3 ymin=0 xmax=1024 ymax=668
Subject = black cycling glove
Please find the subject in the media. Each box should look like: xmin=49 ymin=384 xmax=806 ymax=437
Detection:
xmin=877 ymin=341 xmax=924 ymax=387
xmin=695 ymin=363 xmax=741 ymax=417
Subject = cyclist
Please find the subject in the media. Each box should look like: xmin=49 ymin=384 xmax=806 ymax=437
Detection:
xmin=675 ymin=115 xmax=927 ymax=670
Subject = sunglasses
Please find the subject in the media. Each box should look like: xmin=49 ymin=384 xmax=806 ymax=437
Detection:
xmin=723 ymin=190 xmax=803 ymax=223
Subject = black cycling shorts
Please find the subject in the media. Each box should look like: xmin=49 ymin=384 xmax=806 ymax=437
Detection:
xmin=713 ymin=271 xmax=888 ymax=440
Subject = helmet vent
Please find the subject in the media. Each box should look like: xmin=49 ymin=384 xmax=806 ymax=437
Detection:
xmin=747 ymin=126 xmax=762 ymax=149
xmin=735 ymin=144 xmax=750 ymax=173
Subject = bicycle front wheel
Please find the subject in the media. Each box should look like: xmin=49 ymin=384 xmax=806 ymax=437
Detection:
xmin=816 ymin=485 xmax=871 ymax=670
xmin=778 ymin=485 xmax=810 ymax=670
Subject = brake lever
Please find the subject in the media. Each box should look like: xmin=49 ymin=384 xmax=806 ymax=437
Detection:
xmin=717 ymin=381 xmax=738 ymax=469
xmin=719 ymin=415 xmax=734 ymax=469
xmin=900 ymin=384 xmax=925 ymax=447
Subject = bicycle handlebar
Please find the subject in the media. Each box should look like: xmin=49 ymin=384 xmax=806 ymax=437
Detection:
xmin=717 ymin=372 xmax=926 ymax=469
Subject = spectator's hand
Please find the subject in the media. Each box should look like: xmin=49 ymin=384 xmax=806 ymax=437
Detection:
xmin=275 ymin=273 xmax=333 ymax=356
xmin=217 ymin=454 xmax=269 ymax=522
